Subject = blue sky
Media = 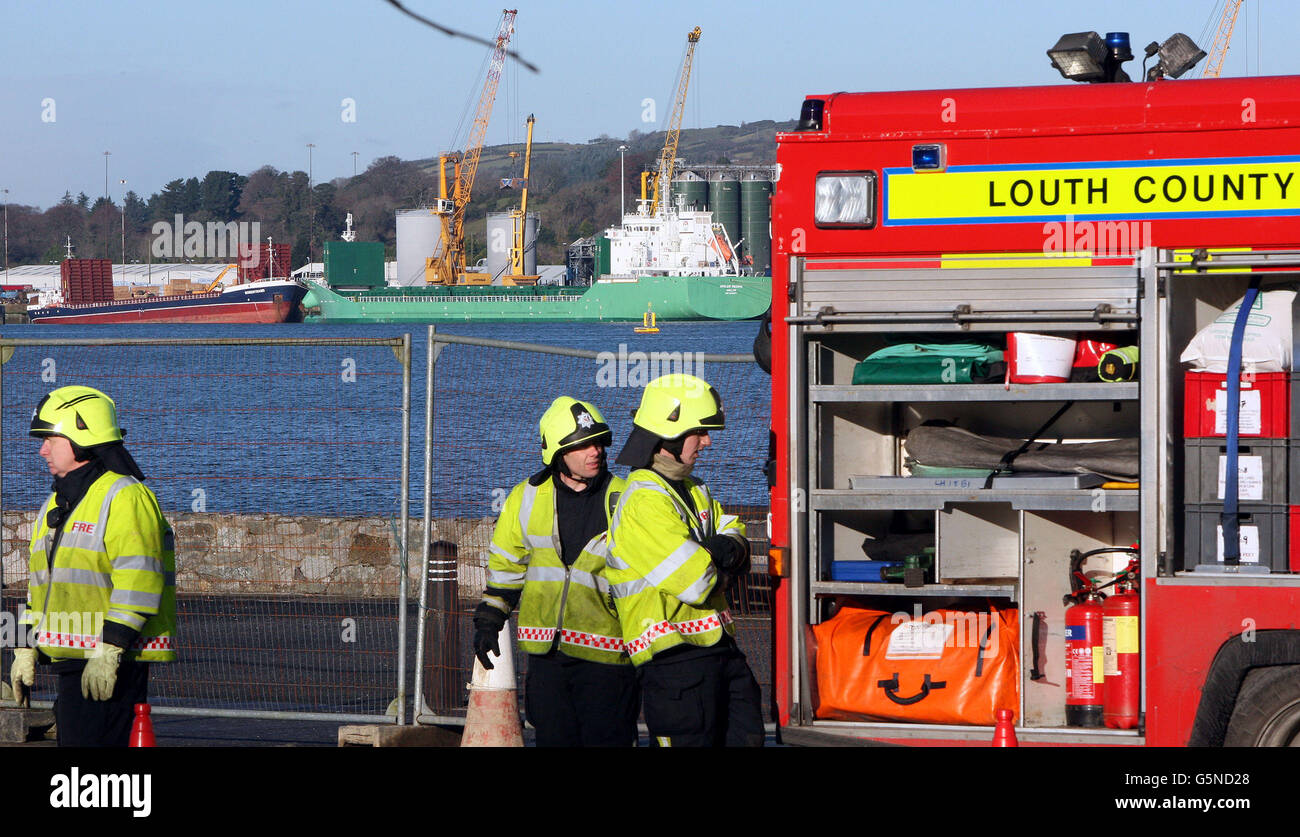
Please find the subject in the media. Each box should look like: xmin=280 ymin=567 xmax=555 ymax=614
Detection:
xmin=0 ymin=0 xmax=1288 ymax=208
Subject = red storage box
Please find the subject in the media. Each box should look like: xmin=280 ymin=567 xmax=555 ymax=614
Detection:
xmin=1288 ymin=507 xmax=1300 ymax=572
xmin=1183 ymin=371 xmax=1289 ymax=439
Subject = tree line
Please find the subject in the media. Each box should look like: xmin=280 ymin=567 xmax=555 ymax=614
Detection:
xmin=3 ymin=121 xmax=787 ymax=275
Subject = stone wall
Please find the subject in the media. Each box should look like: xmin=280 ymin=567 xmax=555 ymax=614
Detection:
xmin=2 ymin=510 xmax=497 ymax=599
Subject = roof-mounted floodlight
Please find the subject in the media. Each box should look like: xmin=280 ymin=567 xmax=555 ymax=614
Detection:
xmin=1146 ymin=32 xmax=1207 ymax=80
xmin=1049 ymin=30 xmax=1135 ymax=83
xmin=1047 ymin=31 xmax=1107 ymax=82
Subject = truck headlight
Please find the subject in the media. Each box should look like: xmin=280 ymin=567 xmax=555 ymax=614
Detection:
xmin=815 ymin=172 xmax=875 ymax=227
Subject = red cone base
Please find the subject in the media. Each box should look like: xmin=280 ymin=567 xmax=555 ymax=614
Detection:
xmin=129 ymin=703 xmax=155 ymax=747
xmin=991 ymin=708 xmax=1018 ymax=747
xmin=460 ymin=689 xmax=523 ymax=747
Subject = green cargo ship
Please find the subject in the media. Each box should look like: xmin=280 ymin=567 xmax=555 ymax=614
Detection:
xmin=301 ymin=273 xmax=770 ymax=323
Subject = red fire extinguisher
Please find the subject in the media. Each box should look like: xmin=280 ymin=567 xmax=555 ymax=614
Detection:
xmin=1103 ymin=559 xmax=1141 ymax=730
xmin=1064 ymin=588 xmax=1105 ymax=727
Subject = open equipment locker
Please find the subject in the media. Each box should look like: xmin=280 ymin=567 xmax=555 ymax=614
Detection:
xmin=787 ymin=249 xmax=1176 ymax=744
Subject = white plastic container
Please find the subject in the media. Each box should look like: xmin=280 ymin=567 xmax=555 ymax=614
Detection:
xmin=1006 ymin=332 xmax=1078 ymax=383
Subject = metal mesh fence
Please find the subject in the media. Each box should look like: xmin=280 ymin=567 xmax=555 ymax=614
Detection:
xmin=416 ymin=330 xmax=774 ymax=723
xmin=0 ymin=337 xmax=411 ymax=721
xmin=0 ymin=329 xmax=775 ymax=730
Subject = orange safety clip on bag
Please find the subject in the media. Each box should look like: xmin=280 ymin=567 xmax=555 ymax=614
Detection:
xmin=811 ymin=604 xmax=1019 ymax=726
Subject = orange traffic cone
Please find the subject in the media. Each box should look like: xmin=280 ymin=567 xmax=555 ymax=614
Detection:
xmin=460 ymin=624 xmax=523 ymax=747
xmin=129 ymin=703 xmax=155 ymax=747
xmin=991 ymin=708 xmax=1018 ymax=747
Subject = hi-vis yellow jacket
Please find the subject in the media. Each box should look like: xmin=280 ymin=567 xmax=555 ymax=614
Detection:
xmin=481 ymin=475 xmax=630 ymax=665
xmin=22 ymin=471 xmax=177 ymax=662
xmin=606 ymin=469 xmax=746 ymax=666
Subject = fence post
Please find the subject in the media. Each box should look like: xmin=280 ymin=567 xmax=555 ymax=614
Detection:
xmin=396 ymin=332 xmax=412 ymax=725
xmin=415 ymin=325 xmax=436 ymax=721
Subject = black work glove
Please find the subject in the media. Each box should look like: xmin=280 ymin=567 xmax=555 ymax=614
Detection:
xmin=472 ymin=603 xmax=508 ymax=670
xmin=706 ymin=534 xmax=750 ymax=576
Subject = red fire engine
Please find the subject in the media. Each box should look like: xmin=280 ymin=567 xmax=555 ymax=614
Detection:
xmin=768 ymin=73 xmax=1300 ymax=746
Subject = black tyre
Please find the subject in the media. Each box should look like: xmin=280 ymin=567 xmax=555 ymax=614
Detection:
xmin=1223 ymin=664 xmax=1300 ymax=747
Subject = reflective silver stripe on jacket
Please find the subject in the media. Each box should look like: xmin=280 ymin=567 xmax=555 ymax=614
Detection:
xmin=524 ymin=564 xmax=609 ymax=594
xmin=112 ymin=554 xmax=164 ymax=574
xmin=107 ymin=609 xmax=147 ymax=630
xmin=109 ymin=588 xmax=161 ymax=609
xmin=646 ymin=540 xmax=703 ymax=588
xmin=676 ymin=565 xmax=717 ymax=605
xmin=50 ymin=567 xmax=112 ymax=588
xmin=519 ymin=483 xmax=537 ymax=534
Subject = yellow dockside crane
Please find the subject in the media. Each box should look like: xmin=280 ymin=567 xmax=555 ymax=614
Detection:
xmin=1201 ymin=0 xmax=1243 ymax=79
xmin=640 ymin=26 xmax=702 ymax=214
xmin=427 ymin=9 xmax=517 ymax=286
xmin=501 ymin=114 xmax=539 ymax=286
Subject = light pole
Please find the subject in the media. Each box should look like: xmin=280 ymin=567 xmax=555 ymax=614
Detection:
xmin=103 ymin=151 xmax=111 ymax=202
xmin=306 ymin=143 xmax=316 ymax=269
xmin=119 ymin=179 xmax=127 ymax=278
xmin=3 ymin=188 xmax=9 ymax=284
xmin=618 ymin=145 xmax=628 ymax=221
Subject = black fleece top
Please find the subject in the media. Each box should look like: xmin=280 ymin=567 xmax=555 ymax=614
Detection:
xmin=554 ymin=469 xmax=612 ymax=567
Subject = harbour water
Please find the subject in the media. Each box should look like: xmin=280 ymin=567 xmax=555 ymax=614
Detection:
xmin=0 ymin=320 xmax=771 ymax=521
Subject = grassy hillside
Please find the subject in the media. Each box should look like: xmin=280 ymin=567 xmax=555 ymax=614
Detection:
xmin=415 ymin=120 xmax=792 ymax=264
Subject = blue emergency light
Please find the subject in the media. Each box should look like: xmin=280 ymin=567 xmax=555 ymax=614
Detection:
xmin=912 ymin=144 xmax=946 ymax=172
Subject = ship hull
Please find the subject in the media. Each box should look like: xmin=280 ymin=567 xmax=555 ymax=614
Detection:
xmin=302 ymin=275 xmax=771 ymax=324
xmin=28 ymin=281 xmax=307 ymax=325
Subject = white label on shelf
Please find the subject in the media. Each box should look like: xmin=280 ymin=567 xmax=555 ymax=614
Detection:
xmin=885 ymin=620 xmax=954 ymax=660
xmin=1215 ymin=524 xmax=1261 ymax=564
xmin=1217 ymin=455 xmax=1264 ymax=501
xmin=1214 ymin=389 xmax=1262 ymax=434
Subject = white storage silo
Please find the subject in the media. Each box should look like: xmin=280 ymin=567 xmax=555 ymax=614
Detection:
xmin=486 ymin=211 xmax=539 ymax=282
xmin=395 ymin=208 xmax=445 ymax=287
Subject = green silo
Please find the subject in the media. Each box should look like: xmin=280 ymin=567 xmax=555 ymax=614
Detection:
xmin=708 ymin=172 xmax=741 ymax=254
xmin=740 ymin=174 xmax=774 ymax=276
xmin=671 ymin=171 xmax=709 ymax=211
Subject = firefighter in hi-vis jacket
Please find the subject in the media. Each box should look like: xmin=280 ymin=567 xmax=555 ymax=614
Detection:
xmin=11 ymin=385 xmax=176 ymax=747
xmin=607 ymin=374 xmax=763 ymax=747
xmin=473 ymin=396 xmax=639 ymax=747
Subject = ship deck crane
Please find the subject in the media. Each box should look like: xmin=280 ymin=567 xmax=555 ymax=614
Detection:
xmin=646 ymin=26 xmax=702 ymax=217
xmin=429 ymin=9 xmax=517 ymax=285
xmin=1201 ymin=0 xmax=1243 ymax=78
xmin=203 ymin=264 xmax=238 ymax=293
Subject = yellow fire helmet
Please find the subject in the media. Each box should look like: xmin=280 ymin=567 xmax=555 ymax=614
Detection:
xmin=633 ymin=374 xmax=725 ymax=439
xmin=616 ymin=374 xmax=725 ymax=467
xmin=539 ymin=396 xmax=612 ymax=466
xmin=29 ymin=385 xmax=125 ymax=448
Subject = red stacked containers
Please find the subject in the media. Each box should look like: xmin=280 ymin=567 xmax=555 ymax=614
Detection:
xmin=237 ymin=243 xmax=291 ymax=282
xmin=60 ymin=259 xmax=113 ymax=304
xmin=1183 ymin=370 xmax=1295 ymax=572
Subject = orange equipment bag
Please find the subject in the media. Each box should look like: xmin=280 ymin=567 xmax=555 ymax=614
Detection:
xmin=812 ymin=604 xmax=1019 ymax=725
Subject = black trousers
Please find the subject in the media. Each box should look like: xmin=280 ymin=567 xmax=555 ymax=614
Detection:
xmin=638 ymin=644 xmax=764 ymax=747
xmin=523 ymin=652 xmax=640 ymax=747
xmin=52 ymin=659 xmax=150 ymax=748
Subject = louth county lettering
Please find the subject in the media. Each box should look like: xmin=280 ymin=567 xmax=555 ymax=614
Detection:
xmin=884 ymin=159 xmax=1300 ymax=223
xmin=987 ymin=172 xmax=1295 ymax=208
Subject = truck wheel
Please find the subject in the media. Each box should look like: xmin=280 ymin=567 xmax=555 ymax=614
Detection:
xmin=1223 ymin=664 xmax=1300 ymax=747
